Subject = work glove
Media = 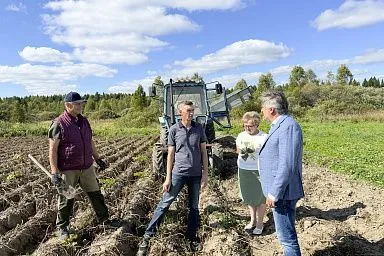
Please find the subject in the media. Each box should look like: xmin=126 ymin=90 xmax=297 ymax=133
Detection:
xmin=51 ymin=173 xmax=63 ymax=186
xmin=96 ymin=158 xmax=108 ymax=171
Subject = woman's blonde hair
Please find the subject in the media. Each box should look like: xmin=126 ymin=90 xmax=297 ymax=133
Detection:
xmin=242 ymin=111 xmax=261 ymax=126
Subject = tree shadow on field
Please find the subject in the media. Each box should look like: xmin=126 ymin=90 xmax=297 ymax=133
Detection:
xmin=296 ymin=202 xmax=366 ymax=221
xmin=313 ymin=236 xmax=384 ymax=256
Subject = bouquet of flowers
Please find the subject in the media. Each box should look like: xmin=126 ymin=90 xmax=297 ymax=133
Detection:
xmin=240 ymin=142 xmax=255 ymax=161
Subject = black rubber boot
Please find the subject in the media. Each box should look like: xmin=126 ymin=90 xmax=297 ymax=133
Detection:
xmin=56 ymin=194 xmax=75 ymax=229
xmin=87 ymin=190 xmax=109 ymax=222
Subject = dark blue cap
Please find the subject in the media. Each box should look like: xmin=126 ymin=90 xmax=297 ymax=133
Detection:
xmin=64 ymin=92 xmax=87 ymax=103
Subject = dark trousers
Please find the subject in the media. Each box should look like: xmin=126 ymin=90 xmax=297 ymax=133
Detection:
xmin=56 ymin=191 xmax=109 ymax=228
xmin=144 ymin=174 xmax=201 ymax=240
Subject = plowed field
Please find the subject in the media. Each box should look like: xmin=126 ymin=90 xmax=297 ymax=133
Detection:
xmin=0 ymin=136 xmax=383 ymax=256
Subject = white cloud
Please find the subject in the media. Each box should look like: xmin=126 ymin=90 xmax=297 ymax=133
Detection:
xmin=106 ymin=39 xmax=291 ymax=92
xmin=352 ymin=49 xmax=384 ymax=64
xmin=0 ymin=63 xmax=117 ymax=95
xmin=5 ymin=3 xmax=27 ymax=13
xmin=19 ymin=47 xmax=72 ymax=63
xmin=167 ymin=39 xmax=291 ymax=77
xmin=299 ymin=49 xmax=384 ymax=70
xmin=108 ymin=77 xmax=156 ymax=94
xmin=211 ymin=71 xmax=262 ymax=88
xmin=349 ymin=68 xmax=370 ymax=76
xmin=312 ymin=0 xmax=384 ymax=31
xmin=39 ymin=0 xmax=245 ymax=65
xmin=270 ymin=65 xmax=292 ymax=75
xmin=19 ymin=37 xmax=165 ymax=65
xmin=165 ymin=0 xmax=245 ymax=11
xmin=304 ymin=59 xmax=349 ymax=71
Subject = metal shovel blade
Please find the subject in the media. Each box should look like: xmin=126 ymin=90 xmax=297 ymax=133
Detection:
xmin=28 ymin=154 xmax=78 ymax=199
xmin=56 ymin=181 xmax=77 ymax=199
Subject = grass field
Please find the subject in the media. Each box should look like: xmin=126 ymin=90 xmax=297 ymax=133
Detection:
xmin=0 ymin=120 xmax=158 ymax=137
xmin=220 ymin=118 xmax=384 ymax=187
xmin=302 ymin=120 xmax=384 ymax=187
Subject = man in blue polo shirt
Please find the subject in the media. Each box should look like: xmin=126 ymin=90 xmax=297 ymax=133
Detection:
xmin=137 ymin=100 xmax=209 ymax=255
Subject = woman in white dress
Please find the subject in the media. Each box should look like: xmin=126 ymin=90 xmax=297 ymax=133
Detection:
xmin=236 ymin=111 xmax=268 ymax=235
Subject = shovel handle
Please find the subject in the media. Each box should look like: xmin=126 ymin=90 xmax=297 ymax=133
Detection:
xmin=28 ymin=154 xmax=52 ymax=178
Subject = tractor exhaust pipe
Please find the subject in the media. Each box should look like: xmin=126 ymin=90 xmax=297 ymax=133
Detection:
xmin=170 ymin=78 xmax=176 ymax=125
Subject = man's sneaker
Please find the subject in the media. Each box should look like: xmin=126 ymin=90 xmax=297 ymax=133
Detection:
xmin=189 ymin=238 xmax=201 ymax=252
xmin=136 ymin=237 xmax=150 ymax=256
xmin=57 ymin=227 xmax=69 ymax=240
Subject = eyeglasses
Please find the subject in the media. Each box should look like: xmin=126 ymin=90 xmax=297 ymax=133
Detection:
xmin=244 ymin=124 xmax=256 ymax=128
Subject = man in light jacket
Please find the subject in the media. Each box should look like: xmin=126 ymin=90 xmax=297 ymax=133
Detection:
xmin=258 ymin=91 xmax=304 ymax=256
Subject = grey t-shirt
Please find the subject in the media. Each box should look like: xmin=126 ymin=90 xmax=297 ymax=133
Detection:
xmin=48 ymin=121 xmax=62 ymax=139
xmin=48 ymin=116 xmax=82 ymax=139
xmin=168 ymin=121 xmax=207 ymax=176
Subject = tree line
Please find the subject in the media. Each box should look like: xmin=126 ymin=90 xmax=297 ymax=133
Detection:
xmin=1 ymin=64 xmax=383 ymax=123
xmin=230 ymin=64 xmax=384 ymax=92
xmin=0 ymin=88 xmax=151 ymax=123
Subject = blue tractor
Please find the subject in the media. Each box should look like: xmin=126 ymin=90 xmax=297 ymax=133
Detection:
xmin=149 ymin=78 xmax=252 ymax=178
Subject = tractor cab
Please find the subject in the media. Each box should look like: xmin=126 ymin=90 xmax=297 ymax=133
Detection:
xmin=149 ymin=78 xmax=252 ymax=178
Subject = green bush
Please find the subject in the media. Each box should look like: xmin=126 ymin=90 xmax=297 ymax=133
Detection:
xmin=118 ymin=110 xmax=157 ymax=128
xmin=304 ymin=86 xmax=384 ymax=119
xmin=280 ymin=84 xmax=384 ymax=118
xmin=88 ymin=110 xmax=120 ymax=120
xmin=0 ymin=121 xmax=49 ymax=137
xmin=34 ymin=111 xmax=60 ymax=121
xmin=230 ymin=100 xmax=260 ymax=119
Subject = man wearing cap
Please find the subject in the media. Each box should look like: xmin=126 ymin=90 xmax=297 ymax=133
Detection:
xmin=48 ymin=91 xmax=113 ymax=240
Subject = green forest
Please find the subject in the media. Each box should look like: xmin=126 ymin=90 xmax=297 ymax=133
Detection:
xmin=1 ymin=64 xmax=383 ymax=127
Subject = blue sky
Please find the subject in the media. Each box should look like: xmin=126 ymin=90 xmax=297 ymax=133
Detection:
xmin=1 ymin=0 xmax=384 ymax=98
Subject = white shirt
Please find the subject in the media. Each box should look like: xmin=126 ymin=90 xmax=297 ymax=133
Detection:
xmin=236 ymin=130 xmax=267 ymax=170
xmin=270 ymin=115 xmax=282 ymax=130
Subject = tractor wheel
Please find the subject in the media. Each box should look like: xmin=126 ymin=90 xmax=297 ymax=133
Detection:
xmin=210 ymin=143 xmax=223 ymax=176
xmin=152 ymin=144 xmax=166 ymax=180
xmin=160 ymin=126 xmax=168 ymax=146
xmin=205 ymin=119 xmax=215 ymax=143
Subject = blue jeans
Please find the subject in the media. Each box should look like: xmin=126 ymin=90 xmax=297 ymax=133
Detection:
xmin=145 ymin=174 xmax=201 ymax=240
xmin=272 ymin=199 xmax=301 ymax=256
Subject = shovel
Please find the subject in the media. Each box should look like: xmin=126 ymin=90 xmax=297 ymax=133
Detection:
xmin=28 ymin=154 xmax=78 ymax=199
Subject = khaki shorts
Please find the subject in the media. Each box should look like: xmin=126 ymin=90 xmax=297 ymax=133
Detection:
xmin=61 ymin=165 xmax=100 ymax=192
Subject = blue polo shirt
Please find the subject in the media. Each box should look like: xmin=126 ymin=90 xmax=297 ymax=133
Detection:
xmin=168 ymin=121 xmax=207 ymax=176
